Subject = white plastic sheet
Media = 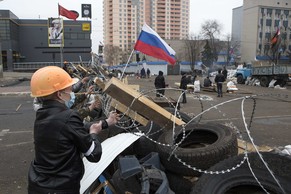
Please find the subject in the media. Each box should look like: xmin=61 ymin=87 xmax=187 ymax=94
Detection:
xmin=194 ymin=80 xmax=200 ymax=93
xmin=80 ymin=132 xmax=142 ymax=193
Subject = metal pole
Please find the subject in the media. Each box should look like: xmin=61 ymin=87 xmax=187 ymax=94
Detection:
xmin=60 ymin=38 xmax=64 ymax=68
xmin=0 ymin=42 xmax=3 ymax=78
xmin=59 ymin=17 xmax=64 ymax=68
xmin=121 ymin=49 xmax=134 ymax=79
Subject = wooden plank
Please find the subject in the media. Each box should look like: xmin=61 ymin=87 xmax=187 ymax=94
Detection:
xmin=103 ymin=77 xmax=185 ymax=127
xmin=110 ymin=98 xmax=149 ymax=126
xmin=237 ymin=139 xmax=273 ymax=154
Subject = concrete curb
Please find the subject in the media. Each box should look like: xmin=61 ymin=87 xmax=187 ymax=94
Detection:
xmin=0 ymin=92 xmax=31 ymax=96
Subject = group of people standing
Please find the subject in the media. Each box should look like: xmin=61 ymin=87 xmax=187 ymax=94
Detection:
xmin=154 ymin=66 xmax=228 ymax=104
xmin=180 ymin=66 xmax=228 ymax=102
xmin=140 ymin=67 xmax=151 ymax=78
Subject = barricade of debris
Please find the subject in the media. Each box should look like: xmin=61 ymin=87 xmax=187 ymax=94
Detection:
xmin=62 ymin=62 xmax=291 ymax=194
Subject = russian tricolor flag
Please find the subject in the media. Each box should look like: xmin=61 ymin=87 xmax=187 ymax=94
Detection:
xmin=134 ymin=24 xmax=176 ymax=65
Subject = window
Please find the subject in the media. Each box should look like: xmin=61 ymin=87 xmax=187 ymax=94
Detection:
xmin=265 ymin=32 xmax=271 ymax=39
xmin=266 ymin=19 xmax=272 ymax=26
xmin=78 ymin=33 xmax=85 ymax=39
xmin=71 ymin=33 xmax=78 ymax=39
xmin=274 ymin=20 xmax=280 ymax=27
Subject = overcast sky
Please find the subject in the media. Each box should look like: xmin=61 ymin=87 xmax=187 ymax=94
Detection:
xmin=1 ymin=0 xmax=243 ymax=53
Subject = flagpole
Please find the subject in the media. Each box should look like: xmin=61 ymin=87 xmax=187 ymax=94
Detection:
xmin=59 ymin=16 xmax=64 ymax=68
xmin=120 ymin=49 xmax=134 ymax=79
xmin=60 ymin=40 xmax=64 ymax=68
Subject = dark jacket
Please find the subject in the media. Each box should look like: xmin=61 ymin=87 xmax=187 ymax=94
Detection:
xmin=215 ymin=73 xmax=226 ymax=83
xmin=154 ymin=72 xmax=165 ymax=89
xmin=203 ymin=77 xmax=212 ymax=87
xmin=28 ymin=100 xmax=102 ymax=193
xmin=72 ymin=81 xmax=84 ymax=93
xmin=222 ymin=69 xmax=228 ymax=79
xmin=180 ymin=75 xmax=189 ymax=90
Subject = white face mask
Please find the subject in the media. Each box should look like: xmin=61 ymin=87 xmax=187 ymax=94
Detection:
xmin=62 ymin=92 xmax=76 ymax=108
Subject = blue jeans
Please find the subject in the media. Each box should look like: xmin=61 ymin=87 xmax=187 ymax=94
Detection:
xmin=217 ymin=82 xmax=223 ymax=96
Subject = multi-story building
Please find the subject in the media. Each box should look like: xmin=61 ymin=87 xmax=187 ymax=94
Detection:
xmin=103 ymin=0 xmax=190 ymax=63
xmin=233 ymin=0 xmax=291 ymax=63
xmin=0 ymin=10 xmax=92 ymax=71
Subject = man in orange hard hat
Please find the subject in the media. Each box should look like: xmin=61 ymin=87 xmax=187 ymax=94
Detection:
xmin=28 ymin=66 xmax=120 ymax=194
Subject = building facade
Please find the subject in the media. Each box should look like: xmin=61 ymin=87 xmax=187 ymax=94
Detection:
xmin=0 ymin=10 xmax=92 ymax=71
xmin=103 ymin=0 xmax=190 ymax=63
xmin=231 ymin=6 xmax=243 ymax=46
xmin=234 ymin=0 xmax=291 ymax=63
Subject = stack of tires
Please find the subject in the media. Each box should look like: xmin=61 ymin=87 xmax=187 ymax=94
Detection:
xmin=118 ymin=108 xmax=291 ymax=193
xmin=122 ymin=108 xmax=239 ymax=193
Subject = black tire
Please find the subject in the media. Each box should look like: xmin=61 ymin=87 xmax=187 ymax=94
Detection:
xmin=237 ymin=75 xmax=245 ymax=84
xmin=260 ymin=76 xmax=270 ymax=87
xmin=191 ymin=152 xmax=291 ymax=194
xmin=156 ymin=122 xmax=238 ymax=176
xmin=166 ymin=171 xmax=196 ymax=194
xmin=127 ymin=108 xmax=192 ymax=159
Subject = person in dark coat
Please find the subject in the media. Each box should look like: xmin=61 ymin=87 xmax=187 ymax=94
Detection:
xmin=154 ymin=71 xmax=166 ymax=97
xmin=203 ymin=76 xmax=212 ymax=87
xmin=140 ymin=67 xmax=146 ymax=78
xmin=180 ymin=73 xmax=189 ymax=103
xmin=215 ymin=69 xmax=226 ymax=97
xmin=28 ymin=66 xmax=120 ymax=194
xmin=146 ymin=68 xmax=151 ymax=78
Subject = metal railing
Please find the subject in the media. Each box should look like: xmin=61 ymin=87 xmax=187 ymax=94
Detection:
xmin=13 ymin=61 xmax=90 ymax=71
xmin=13 ymin=62 xmax=61 ymax=71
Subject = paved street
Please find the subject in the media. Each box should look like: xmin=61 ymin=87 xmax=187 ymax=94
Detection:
xmin=0 ymin=73 xmax=290 ymax=193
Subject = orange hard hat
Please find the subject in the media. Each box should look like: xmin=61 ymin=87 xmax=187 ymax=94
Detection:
xmin=30 ymin=66 xmax=78 ymax=97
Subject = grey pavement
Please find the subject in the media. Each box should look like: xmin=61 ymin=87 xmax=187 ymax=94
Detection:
xmin=0 ymin=71 xmax=33 ymax=96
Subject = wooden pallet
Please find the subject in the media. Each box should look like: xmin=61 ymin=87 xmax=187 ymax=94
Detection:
xmin=103 ymin=77 xmax=185 ymax=127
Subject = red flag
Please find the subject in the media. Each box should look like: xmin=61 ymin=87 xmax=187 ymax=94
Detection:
xmin=271 ymin=22 xmax=281 ymax=48
xmin=58 ymin=4 xmax=79 ymax=21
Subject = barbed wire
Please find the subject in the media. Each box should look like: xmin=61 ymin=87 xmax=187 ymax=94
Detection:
xmin=82 ymin=80 xmax=289 ymax=193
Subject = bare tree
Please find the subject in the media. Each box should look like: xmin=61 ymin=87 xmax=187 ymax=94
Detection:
xmin=225 ymin=34 xmax=231 ymax=65
xmin=184 ymin=34 xmax=203 ymax=71
xmin=120 ymin=50 xmax=132 ymax=64
xmin=201 ymin=20 xmax=222 ymax=62
xmin=104 ymin=45 xmax=121 ymax=66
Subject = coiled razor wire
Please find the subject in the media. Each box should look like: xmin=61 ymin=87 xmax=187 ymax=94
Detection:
xmin=94 ymin=85 xmax=288 ymax=194
xmin=241 ymin=97 xmax=286 ymax=194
